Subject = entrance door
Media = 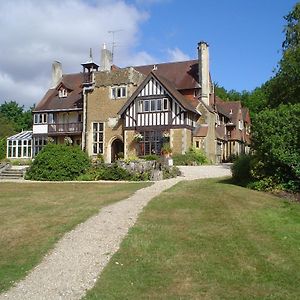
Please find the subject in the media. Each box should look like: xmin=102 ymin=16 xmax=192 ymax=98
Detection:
xmin=111 ymin=139 xmax=124 ymax=162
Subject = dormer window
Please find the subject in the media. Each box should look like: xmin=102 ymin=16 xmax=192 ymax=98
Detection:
xmin=59 ymin=88 xmax=68 ymax=98
xmin=111 ymin=86 xmax=127 ymax=99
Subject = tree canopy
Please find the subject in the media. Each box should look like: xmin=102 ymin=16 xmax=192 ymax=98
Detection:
xmin=0 ymin=101 xmax=33 ymax=134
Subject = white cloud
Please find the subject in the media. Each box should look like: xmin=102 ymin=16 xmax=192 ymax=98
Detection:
xmin=0 ymin=0 xmax=152 ymax=107
xmin=166 ymin=47 xmax=190 ymax=62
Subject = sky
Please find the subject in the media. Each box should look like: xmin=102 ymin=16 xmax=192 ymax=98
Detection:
xmin=0 ymin=0 xmax=298 ymax=108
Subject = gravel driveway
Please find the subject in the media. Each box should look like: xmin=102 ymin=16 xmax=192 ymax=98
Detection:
xmin=0 ymin=165 xmax=231 ymax=300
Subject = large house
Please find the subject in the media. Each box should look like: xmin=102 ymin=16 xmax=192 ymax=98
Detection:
xmin=7 ymin=42 xmax=251 ymax=163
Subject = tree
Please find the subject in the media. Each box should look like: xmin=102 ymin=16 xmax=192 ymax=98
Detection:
xmin=251 ymin=104 xmax=300 ymax=191
xmin=0 ymin=101 xmax=33 ymax=132
xmin=266 ymin=3 xmax=300 ymax=108
xmin=0 ymin=114 xmax=15 ymax=138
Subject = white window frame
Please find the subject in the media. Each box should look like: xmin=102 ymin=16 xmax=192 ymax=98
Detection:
xmin=138 ymin=98 xmax=169 ymax=113
xmin=34 ymin=113 xmax=48 ymax=124
xmin=59 ymin=88 xmax=68 ymax=98
xmin=111 ymin=86 xmax=127 ymax=99
xmin=92 ymin=122 xmax=104 ymax=155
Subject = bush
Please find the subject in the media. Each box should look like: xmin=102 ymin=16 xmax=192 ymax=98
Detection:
xmin=231 ymin=155 xmax=253 ymax=184
xmin=78 ymin=163 xmax=151 ymax=181
xmin=162 ymin=166 xmax=181 ymax=179
xmin=26 ymin=144 xmax=91 ymax=181
xmin=0 ymin=138 xmax=6 ymax=160
xmin=173 ymin=147 xmax=208 ymax=166
xmin=251 ymin=104 xmax=300 ymax=192
xmin=139 ymin=154 xmax=160 ymax=161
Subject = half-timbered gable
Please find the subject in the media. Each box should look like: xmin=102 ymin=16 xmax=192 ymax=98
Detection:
xmin=119 ymin=72 xmax=198 ymax=131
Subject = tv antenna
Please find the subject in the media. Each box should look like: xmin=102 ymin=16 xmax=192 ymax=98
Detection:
xmin=108 ymin=29 xmax=123 ymax=63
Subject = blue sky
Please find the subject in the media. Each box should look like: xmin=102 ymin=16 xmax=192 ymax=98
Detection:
xmin=130 ymin=0 xmax=297 ymax=91
xmin=0 ymin=0 xmax=297 ymax=107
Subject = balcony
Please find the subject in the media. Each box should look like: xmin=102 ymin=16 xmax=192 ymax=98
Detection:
xmin=48 ymin=123 xmax=83 ymax=135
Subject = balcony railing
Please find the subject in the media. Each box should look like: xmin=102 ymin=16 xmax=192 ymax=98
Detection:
xmin=48 ymin=123 xmax=83 ymax=134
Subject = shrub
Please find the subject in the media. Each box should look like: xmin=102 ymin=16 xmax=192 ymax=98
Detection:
xmin=26 ymin=144 xmax=90 ymax=181
xmin=162 ymin=166 xmax=181 ymax=179
xmin=251 ymin=103 xmax=300 ymax=192
xmin=231 ymin=154 xmax=253 ymax=184
xmin=0 ymin=138 xmax=6 ymax=160
xmin=140 ymin=154 xmax=160 ymax=161
xmin=173 ymin=147 xmax=208 ymax=166
xmin=78 ymin=163 xmax=151 ymax=181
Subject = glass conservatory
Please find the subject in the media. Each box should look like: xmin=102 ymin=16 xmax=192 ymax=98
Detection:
xmin=6 ymin=131 xmax=32 ymax=159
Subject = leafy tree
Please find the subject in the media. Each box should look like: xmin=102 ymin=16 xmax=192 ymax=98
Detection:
xmin=0 ymin=101 xmax=33 ymax=132
xmin=0 ymin=114 xmax=15 ymax=138
xmin=215 ymin=84 xmax=267 ymax=116
xmin=251 ymin=104 xmax=300 ymax=191
xmin=282 ymin=2 xmax=300 ymax=51
xmin=265 ymin=3 xmax=300 ymax=108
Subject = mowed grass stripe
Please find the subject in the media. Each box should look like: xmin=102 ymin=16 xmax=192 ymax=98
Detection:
xmin=0 ymin=182 xmax=150 ymax=292
xmin=85 ymin=179 xmax=300 ymax=300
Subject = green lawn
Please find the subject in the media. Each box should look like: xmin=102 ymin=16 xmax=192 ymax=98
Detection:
xmin=85 ymin=179 xmax=300 ymax=300
xmin=0 ymin=181 xmax=150 ymax=293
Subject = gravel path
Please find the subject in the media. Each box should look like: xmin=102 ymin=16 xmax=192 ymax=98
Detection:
xmin=0 ymin=165 xmax=231 ymax=300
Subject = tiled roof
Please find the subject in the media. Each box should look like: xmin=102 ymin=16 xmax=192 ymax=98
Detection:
xmin=193 ymin=126 xmax=208 ymax=137
xmin=215 ymin=98 xmax=241 ymax=122
xmin=119 ymin=71 xmax=198 ymax=115
xmin=215 ymin=125 xmax=227 ymax=140
xmin=34 ymin=73 xmax=83 ymax=112
xmin=133 ymin=60 xmax=199 ymax=90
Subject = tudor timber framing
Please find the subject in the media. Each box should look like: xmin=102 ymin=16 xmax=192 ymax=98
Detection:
xmin=121 ymin=72 xmax=197 ymax=131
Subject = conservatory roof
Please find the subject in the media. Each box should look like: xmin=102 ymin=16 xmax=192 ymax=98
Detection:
xmin=7 ymin=131 xmax=32 ymax=141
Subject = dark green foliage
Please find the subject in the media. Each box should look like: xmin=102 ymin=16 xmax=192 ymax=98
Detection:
xmin=250 ymin=104 xmax=300 ymax=191
xmin=0 ymin=138 xmax=6 ymax=160
xmin=139 ymin=154 xmax=160 ymax=161
xmin=0 ymin=114 xmax=15 ymax=138
xmin=231 ymin=155 xmax=253 ymax=184
xmin=26 ymin=144 xmax=90 ymax=181
xmin=162 ymin=166 xmax=181 ymax=179
xmin=173 ymin=147 xmax=208 ymax=166
xmin=265 ymin=3 xmax=300 ymax=108
xmin=215 ymin=84 xmax=268 ymax=116
xmin=0 ymin=101 xmax=33 ymax=132
xmin=78 ymin=163 xmax=151 ymax=181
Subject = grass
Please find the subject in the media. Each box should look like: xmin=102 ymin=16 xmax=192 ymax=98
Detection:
xmin=0 ymin=181 xmax=150 ymax=292
xmin=85 ymin=178 xmax=300 ymax=300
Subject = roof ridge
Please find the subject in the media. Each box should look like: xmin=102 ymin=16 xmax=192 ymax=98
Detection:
xmin=132 ymin=59 xmax=197 ymax=69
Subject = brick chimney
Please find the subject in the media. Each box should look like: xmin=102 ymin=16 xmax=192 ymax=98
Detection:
xmin=198 ymin=41 xmax=210 ymax=106
xmin=51 ymin=61 xmax=62 ymax=88
xmin=100 ymin=43 xmax=113 ymax=71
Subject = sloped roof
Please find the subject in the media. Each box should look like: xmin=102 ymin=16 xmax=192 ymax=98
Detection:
xmin=193 ymin=126 xmax=208 ymax=137
xmin=215 ymin=98 xmax=241 ymax=122
xmin=119 ymin=71 xmax=198 ymax=115
xmin=34 ymin=73 xmax=83 ymax=112
xmin=242 ymin=107 xmax=251 ymax=123
xmin=133 ymin=60 xmax=199 ymax=90
xmin=7 ymin=131 xmax=32 ymax=141
xmin=215 ymin=125 xmax=227 ymax=140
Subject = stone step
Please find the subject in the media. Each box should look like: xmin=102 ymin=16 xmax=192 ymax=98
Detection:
xmin=0 ymin=167 xmax=26 ymax=180
xmin=0 ymin=176 xmax=24 ymax=180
